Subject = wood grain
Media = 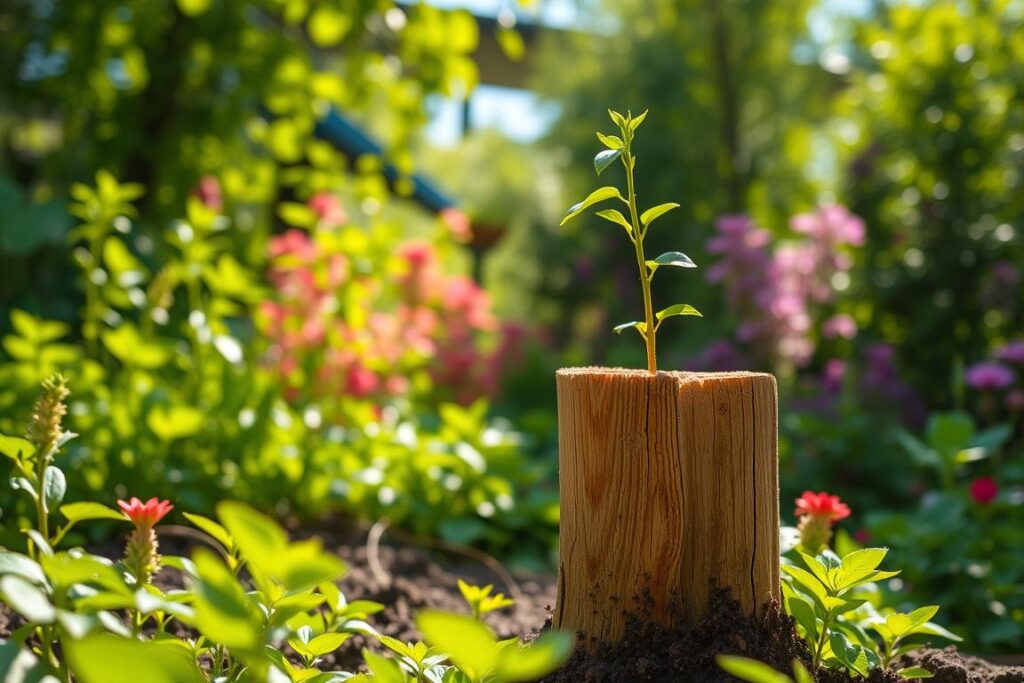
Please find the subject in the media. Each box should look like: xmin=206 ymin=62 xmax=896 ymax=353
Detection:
xmin=554 ymin=368 xmax=779 ymax=647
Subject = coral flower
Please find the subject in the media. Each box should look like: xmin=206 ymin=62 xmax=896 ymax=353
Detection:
xmin=118 ymin=497 xmax=174 ymax=529
xmin=969 ymin=477 xmax=998 ymax=505
xmin=794 ymin=490 xmax=851 ymax=521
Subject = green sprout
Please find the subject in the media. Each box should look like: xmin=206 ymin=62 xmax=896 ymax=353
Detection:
xmin=561 ymin=109 xmax=701 ymax=374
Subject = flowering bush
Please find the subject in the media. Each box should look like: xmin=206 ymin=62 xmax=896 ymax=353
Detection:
xmin=0 ymin=377 xmax=570 ymax=682
xmin=259 ymin=209 xmax=520 ymax=407
xmin=705 ymin=204 xmax=864 ymax=371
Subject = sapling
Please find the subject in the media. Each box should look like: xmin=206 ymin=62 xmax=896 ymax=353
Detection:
xmin=561 ymin=109 xmax=701 ymax=374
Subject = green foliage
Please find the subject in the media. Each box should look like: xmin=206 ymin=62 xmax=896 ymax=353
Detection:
xmin=782 ymin=546 xmax=959 ymax=678
xmin=834 ymin=2 xmax=1024 ymax=403
xmin=457 ymin=580 xmax=515 ymax=620
xmin=0 ymin=379 xmax=570 ymax=681
xmin=560 ymin=109 xmax=701 ymax=373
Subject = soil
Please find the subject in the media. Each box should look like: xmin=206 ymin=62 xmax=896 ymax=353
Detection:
xmin=1 ymin=531 xmax=1021 ymax=683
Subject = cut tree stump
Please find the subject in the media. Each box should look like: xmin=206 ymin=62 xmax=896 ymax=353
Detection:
xmin=554 ymin=368 xmax=780 ymax=647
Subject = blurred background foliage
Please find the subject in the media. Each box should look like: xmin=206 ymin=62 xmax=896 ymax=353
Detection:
xmin=1 ymin=0 xmax=1023 ymax=651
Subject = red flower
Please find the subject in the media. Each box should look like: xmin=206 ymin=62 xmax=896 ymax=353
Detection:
xmin=192 ymin=175 xmax=223 ymax=211
xmin=118 ymin=497 xmax=174 ymax=529
xmin=794 ymin=490 xmax=851 ymax=522
xmin=969 ymin=477 xmax=998 ymax=505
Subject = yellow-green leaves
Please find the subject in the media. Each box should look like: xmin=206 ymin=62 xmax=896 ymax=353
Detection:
xmin=596 ymin=209 xmax=633 ymax=235
xmin=458 ymin=580 xmax=515 ymax=619
xmin=559 ymin=186 xmax=625 ymax=226
xmin=596 ymin=132 xmax=624 ymax=149
xmin=655 ymin=304 xmax=702 ymax=325
xmin=416 ymin=610 xmax=571 ymax=683
xmin=640 ymin=202 xmax=679 ymax=227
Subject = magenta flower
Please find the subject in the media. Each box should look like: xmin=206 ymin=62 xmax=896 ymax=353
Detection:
xmin=965 ymin=361 xmax=1016 ymax=391
xmin=996 ymin=341 xmax=1024 ymax=365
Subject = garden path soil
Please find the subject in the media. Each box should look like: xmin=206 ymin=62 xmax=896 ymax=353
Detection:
xmin=0 ymin=530 xmax=1021 ymax=683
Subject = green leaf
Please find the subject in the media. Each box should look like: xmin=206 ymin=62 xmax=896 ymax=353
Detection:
xmin=594 ymin=148 xmax=623 ymax=176
xmin=716 ymin=655 xmax=792 ymax=683
xmin=655 ymin=304 xmax=702 ymax=321
xmin=926 ymin=412 xmax=974 ymax=452
xmin=781 ymin=565 xmax=830 ymax=609
xmin=183 ymin=512 xmax=233 ymax=550
xmin=612 ymin=321 xmax=646 ymax=337
xmin=362 ymin=650 xmax=406 ymax=683
xmin=0 ymin=434 xmax=34 ymax=461
xmin=44 ymin=466 xmax=67 ymax=509
xmin=0 ymin=552 xmax=47 ymax=584
xmin=595 ymin=209 xmax=633 ymax=234
xmin=914 ymin=620 xmax=962 ymax=642
xmin=0 ymin=574 xmax=56 ymax=623
xmin=908 ymin=606 xmax=940 ymax=627
xmin=66 ymin=634 xmax=206 ymax=683
xmin=629 ymin=110 xmax=648 ymax=131
xmin=608 ymin=110 xmax=627 ymax=129
xmin=496 ymin=631 xmax=572 ymax=680
xmin=305 ymin=633 xmax=350 ymax=657
xmin=792 ymin=661 xmax=814 ymax=683
xmin=648 ymin=251 xmax=696 ymax=270
xmin=61 ymin=502 xmax=127 ymax=523
xmin=147 ymin=405 xmax=205 ymax=441
xmin=640 ymin=202 xmax=679 ymax=227
xmin=417 ymin=610 xmax=498 ymax=677
xmin=786 ymin=595 xmax=818 ymax=642
xmin=897 ymin=667 xmax=934 ymax=679
xmin=191 ymin=548 xmax=261 ymax=654
xmin=102 ymin=324 xmax=171 ymax=369
xmin=596 ymin=132 xmax=624 ymax=149
xmin=840 ymin=548 xmax=888 ymax=574
xmin=560 ymin=187 xmax=625 ymax=226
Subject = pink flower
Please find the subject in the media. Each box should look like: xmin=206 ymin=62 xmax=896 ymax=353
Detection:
xmin=794 ymin=491 xmax=851 ymax=522
xmin=822 ymin=314 xmax=857 ymax=340
xmin=969 ymin=477 xmax=998 ymax=505
xmin=996 ymin=341 xmax=1024 ymax=365
xmin=965 ymin=361 xmax=1016 ymax=391
xmin=308 ymin=191 xmax=347 ymax=229
xmin=192 ymin=175 xmax=223 ymax=211
xmin=118 ymin=497 xmax=174 ymax=529
xmin=440 ymin=208 xmax=472 ymax=242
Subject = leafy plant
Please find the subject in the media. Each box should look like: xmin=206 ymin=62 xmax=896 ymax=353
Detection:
xmin=0 ymin=378 xmax=570 ymax=682
xmin=560 ymin=109 xmax=701 ymax=374
xmin=783 ymin=546 xmax=959 ymax=679
xmin=457 ymin=580 xmax=515 ymax=620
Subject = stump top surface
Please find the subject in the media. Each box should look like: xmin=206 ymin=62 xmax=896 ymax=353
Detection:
xmin=557 ymin=367 xmax=775 ymax=385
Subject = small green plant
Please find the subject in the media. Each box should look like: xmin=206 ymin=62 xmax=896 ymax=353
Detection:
xmin=560 ymin=109 xmax=701 ymax=374
xmin=783 ymin=546 xmax=958 ymax=679
xmin=0 ymin=378 xmax=571 ymax=682
xmin=458 ymin=579 xmax=515 ymax=619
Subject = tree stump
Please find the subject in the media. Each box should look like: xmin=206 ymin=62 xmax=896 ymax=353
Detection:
xmin=554 ymin=368 xmax=779 ymax=647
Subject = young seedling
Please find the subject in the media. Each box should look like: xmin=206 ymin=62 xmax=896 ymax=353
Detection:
xmin=458 ymin=579 xmax=515 ymax=619
xmin=561 ymin=109 xmax=701 ymax=374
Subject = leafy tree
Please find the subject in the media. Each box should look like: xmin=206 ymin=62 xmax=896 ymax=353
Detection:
xmin=834 ymin=1 xmax=1024 ymax=404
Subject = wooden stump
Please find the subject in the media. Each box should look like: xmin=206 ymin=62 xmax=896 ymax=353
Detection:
xmin=554 ymin=368 xmax=779 ymax=647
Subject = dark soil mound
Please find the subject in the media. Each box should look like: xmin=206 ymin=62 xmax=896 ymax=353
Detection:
xmin=898 ymin=647 xmax=1024 ymax=683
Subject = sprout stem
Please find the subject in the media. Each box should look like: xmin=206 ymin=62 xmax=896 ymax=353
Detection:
xmin=623 ymin=139 xmax=656 ymax=374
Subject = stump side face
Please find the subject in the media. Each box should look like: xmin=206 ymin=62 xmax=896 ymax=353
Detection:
xmin=554 ymin=368 xmax=779 ymax=646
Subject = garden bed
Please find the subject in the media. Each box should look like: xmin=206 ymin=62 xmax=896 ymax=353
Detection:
xmin=2 ymin=529 xmax=1018 ymax=683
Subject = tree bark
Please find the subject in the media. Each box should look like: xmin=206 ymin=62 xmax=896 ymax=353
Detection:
xmin=554 ymin=368 xmax=779 ymax=647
